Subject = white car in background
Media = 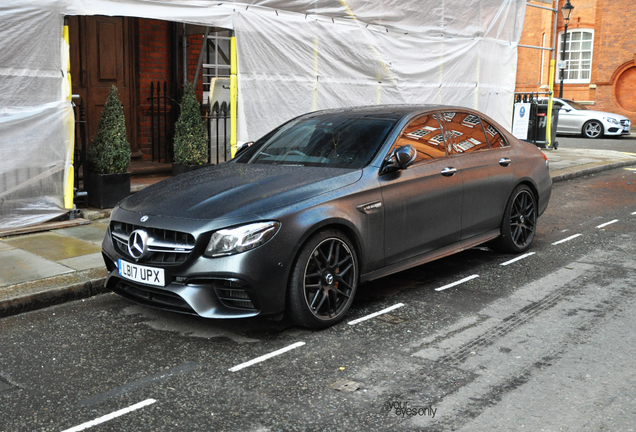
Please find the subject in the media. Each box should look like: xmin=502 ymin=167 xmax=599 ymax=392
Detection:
xmin=541 ymin=98 xmax=631 ymax=139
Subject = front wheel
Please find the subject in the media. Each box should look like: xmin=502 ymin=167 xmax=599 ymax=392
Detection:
xmin=583 ymin=120 xmax=603 ymax=138
xmin=491 ymin=185 xmax=537 ymax=253
xmin=287 ymin=230 xmax=358 ymax=329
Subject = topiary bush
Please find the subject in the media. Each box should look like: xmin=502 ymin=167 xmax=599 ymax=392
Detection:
xmin=87 ymin=85 xmax=131 ymax=174
xmin=173 ymin=82 xmax=209 ymax=165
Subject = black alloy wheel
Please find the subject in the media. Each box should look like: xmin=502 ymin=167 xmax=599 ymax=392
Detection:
xmin=492 ymin=185 xmax=537 ymax=253
xmin=288 ymin=230 xmax=358 ymax=328
xmin=583 ymin=120 xmax=603 ymax=138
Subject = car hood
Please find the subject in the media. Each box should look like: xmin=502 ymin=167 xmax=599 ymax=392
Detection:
xmin=119 ymin=163 xmax=361 ymax=220
xmin=566 ymin=109 xmax=628 ymax=121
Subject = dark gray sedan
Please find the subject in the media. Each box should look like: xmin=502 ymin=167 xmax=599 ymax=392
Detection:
xmin=101 ymin=105 xmax=552 ymax=328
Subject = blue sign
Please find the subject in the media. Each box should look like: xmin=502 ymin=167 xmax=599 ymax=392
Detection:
xmin=519 ymin=106 xmax=526 ymax=118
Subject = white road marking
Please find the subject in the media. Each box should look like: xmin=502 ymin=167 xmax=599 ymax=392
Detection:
xmin=229 ymin=342 xmax=306 ymax=372
xmin=596 ymin=219 xmax=619 ymax=229
xmin=632 ymin=211 xmax=636 ymax=215
xmin=552 ymin=233 xmax=582 ymax=245
xmin=500 ymin=252 xmax=536 ymax=266
xmin=347 ymin=303 xmax=405 ymax=325
xmin=60 ymin=399 xmax=156 ymax=432
xmin=435 ymin=275 xmax=479 ymax=292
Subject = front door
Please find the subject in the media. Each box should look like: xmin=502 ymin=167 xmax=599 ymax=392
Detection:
xmin=380 ymin=114 xmax=463 ymax=266
xmin=68 ymin=16 xmax=137 ymax=153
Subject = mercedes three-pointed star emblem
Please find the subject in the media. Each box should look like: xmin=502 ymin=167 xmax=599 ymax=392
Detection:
xmin=127 ymin=229 xmax=150 ymax=260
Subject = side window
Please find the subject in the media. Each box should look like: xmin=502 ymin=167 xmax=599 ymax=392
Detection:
xmin=480 ymin=118 xmax=509 ymax=148
xmin=440 ymin=111 xmax=490 ymax=155
xmin=393 ymin=115 xmax=447 ymax=164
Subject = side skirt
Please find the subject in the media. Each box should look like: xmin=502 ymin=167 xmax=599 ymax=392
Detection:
xmin=360 ymin=229 xmax=500 ymax=283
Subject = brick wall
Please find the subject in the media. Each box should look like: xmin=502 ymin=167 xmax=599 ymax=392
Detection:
xmin=516 ymin=0 xmax=636 ymax=125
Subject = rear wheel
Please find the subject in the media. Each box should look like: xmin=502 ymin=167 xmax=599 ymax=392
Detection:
xmin=583 ymin=120 xmax=603 ymax=138
xmin=288 ymin=230 xmax=358 ymax=328
xmin=491 ymin=185 xmax=537 ymax=253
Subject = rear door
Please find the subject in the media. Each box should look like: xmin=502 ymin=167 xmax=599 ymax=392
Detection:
xmin=439 ymin=111 xmax=515 ymax=241
xmin=380 ymin=114 xmax=463 ymax=266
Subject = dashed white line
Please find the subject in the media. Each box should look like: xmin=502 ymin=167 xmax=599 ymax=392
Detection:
xmin=229 ymin=342 xmax=306 ymax=372
xmin=552 ymin=233 xmax=582 ymax=245
xmin=347 ymin=303 xmax=405 ymax=325
xmin=500 ymin=252 xmax=536 ymax=266
xmin=435 ymin=274 xmax=479 ymax=292
xmin=60 ymin=399 xmax=156 ymax=432
xmin=632 ymin=211 xmax=636 ymax=215
xmin=596 ymin=219 xmax=619 ymax=229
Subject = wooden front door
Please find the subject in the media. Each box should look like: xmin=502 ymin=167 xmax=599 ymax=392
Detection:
xmin=68 ymin=16 xmax=138 ymax=154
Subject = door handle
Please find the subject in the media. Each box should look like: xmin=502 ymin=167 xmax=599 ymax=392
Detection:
xmin=441 ymin=167 xmax=457 ymax=177
xmin=499 ymin=158 xmax=512 ymax=167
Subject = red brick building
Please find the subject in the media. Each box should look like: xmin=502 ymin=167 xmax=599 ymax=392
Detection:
xmin=516 ymin=0 xmax=636 ymax=125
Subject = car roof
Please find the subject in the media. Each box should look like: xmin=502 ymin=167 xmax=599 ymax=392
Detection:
xmin=302 ymin=104 xmax=461 ymax=121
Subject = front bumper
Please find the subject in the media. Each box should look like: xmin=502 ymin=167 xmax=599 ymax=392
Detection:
xmin=604 ymin=119 xmax=631 ymax=136
xmin=102 ymin=212 xmax=293 ymax=319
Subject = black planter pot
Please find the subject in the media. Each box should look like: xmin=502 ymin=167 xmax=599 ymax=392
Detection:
xmin=85 ymin=171 xmax=131 ymax=209
xmin=172 ymin=163 xmax=209 ymax=177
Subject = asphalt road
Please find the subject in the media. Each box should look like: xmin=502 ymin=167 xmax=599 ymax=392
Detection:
xmin=1 ymin=168 xmax=635 ymax=431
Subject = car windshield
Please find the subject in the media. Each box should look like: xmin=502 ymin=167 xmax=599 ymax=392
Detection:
xmin=247 ymin=114 xmax=397 ymax=168
xmin=561 ymin=99 xmax=589 ymax=110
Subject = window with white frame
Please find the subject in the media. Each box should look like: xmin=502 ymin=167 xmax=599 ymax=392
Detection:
xmin=203 ymin=30 xmax=231 ymax=87
xmin=558 ymin=29 xmax=594 ymax=83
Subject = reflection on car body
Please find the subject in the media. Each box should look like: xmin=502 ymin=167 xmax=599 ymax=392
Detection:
xmin=101 ymin=105 xmax=552 ymax=328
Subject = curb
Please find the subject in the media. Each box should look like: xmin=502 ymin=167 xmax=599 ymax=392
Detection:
xmin=0 ymin=269 xmax=108 ymax=318
xmin=550 ymin=158 xmax=636 ymax=183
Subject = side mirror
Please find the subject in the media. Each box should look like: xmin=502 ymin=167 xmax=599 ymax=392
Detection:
xmin=234 ymin=141 xmax=254 ymax=157
xmin=382 ymin=145 xmax=416 ymax=174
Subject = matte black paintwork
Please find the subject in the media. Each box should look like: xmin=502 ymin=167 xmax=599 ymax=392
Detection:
xmin=101 ymin=105 xmax=552 ymax=320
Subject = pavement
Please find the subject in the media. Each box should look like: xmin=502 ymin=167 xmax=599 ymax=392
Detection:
xmin=1 ymin=145 xmax=636 ymax=318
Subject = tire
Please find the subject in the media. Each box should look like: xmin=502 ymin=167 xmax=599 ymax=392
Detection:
xmin=583 ymin=120 xmax=603 ymax=138
xmin=287 ymin=230 xmax=358 ymax=328
xmin=491 ymin=185 xmax=537 ymax=254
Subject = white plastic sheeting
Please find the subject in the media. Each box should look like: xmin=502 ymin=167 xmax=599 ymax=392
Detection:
xmin=0 ymin=0 xmax=525 ymax=230
xmin=234 ymin=5 xmax=524 ymax=140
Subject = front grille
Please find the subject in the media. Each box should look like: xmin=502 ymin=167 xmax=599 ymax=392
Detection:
xmin=110 ymin=221 xmax=195 ymax=265
xmin=620 ymin=119 xmax=630 ymax=127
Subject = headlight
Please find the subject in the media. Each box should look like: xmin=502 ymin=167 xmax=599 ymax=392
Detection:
xmin=604 ymin=117 xmax=619 ymax=125
xmin=204 ymin=221 xmax=280 ymax=257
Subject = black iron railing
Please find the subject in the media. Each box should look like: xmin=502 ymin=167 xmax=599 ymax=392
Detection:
xmin=148 ymin=81 xmax=177 ymax=163
xmin=205 ymin=101 xmax=231 ymax=164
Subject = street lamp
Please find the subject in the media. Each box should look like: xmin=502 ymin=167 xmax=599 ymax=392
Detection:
xmin=559 ymin=0 xmax=574 ymax=98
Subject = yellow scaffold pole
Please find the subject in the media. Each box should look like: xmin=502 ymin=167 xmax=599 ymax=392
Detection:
xmin=63 ymin=23 xmax=75 ymax=210
xmin=230 ymin=32 xmax=238 ymax=157
xmin=546 ymin=59 xmax=555 ymax=149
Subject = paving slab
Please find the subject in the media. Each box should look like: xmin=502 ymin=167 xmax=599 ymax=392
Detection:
xmin=0 ymin=249 xmax=74 ymax=286
xmin=55 ymin=224 xmax=108 ymax=245
xmin=56 ymin=253 xmax=105 ymax=271
xmin=2 ymin=232 xmax=101 ymax=261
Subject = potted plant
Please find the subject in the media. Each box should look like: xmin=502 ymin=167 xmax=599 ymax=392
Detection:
xmin=172 ymin=82 xmax=209 ymax=176
xmin=85 ymin=85 xmax=131 ymax=209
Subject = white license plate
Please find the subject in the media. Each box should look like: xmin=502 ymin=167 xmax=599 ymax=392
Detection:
xmin=118 ymin=259 xmax=165 ymax=287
